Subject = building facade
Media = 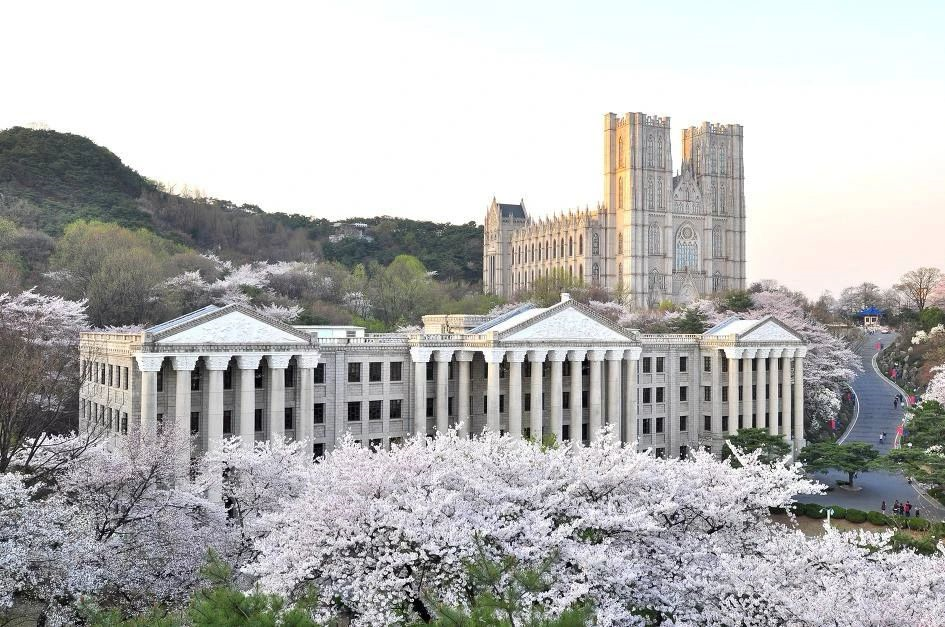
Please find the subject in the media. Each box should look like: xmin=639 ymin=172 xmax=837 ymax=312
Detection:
xmin=79 ymin=297 xmax=805 ymax=470
xmin=483 ymin=112 xmax=746 ymax=307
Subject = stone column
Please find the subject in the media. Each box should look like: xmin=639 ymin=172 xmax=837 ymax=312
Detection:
xmin=710 ymin=350 xmax=723 ymax=449
xmin=781 ymin=349 xmax=794 ymax=442
xmin=267 ymin=354 xmax=292 ymax=441
xmin=435 ymin=349 xmax=454 ymax=434
xmin=605 ymin=349 xmax=623 ymax=441
xmin=455 ymin=351 xmax=473 ymax=437
xmin=171 ymin=354 xmax=199 ymax=478
xmin=484 ymin=349 xmax=505 ymax=432
xmin=506 ymin=350 xmax=527 ymax=438
xmin=742 ymin=349 xmax=756 ymax=429
xmin=768 ymin=350 xmax=781 ymax=437
xmin=296 ymin=353 xmax=320 ymax=457
xmin=793 ymin=347 xmax=807 ymax=452
xmin=135 ymin=354 xmax=164 ymax=439
xmin=204 ymin=355 xmax=231 ymax=453
xmin=587 ymin=349 xmax=606 ymax=443
xmin=756 ymin=350 xmax=768 ymax=431
xmin=725 ymin=349 xmax=741 ymax=436
xmin=568 ymin=349 xmax=586 ymax=443
xmin=527 ymin=349 xmax=547 ymax=440
xmin=410 ymin=347 xmax=433 ymax=437
xmin=235 ymin=354 xmax=263 ymax=443
xmin=548 ymin=350 xmax=568 ymax=444
xmin=624 ymin=348 xmax=641 ymax=446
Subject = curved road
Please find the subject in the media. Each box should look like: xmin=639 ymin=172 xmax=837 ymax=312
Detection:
xmin=797 ymin=332 xmax=945 ymax=520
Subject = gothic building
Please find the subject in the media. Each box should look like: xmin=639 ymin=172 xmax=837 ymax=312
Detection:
xmin=483 ymin=112 xmax=746 ymax=307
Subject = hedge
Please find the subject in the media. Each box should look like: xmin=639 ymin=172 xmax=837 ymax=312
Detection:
xmin=845 ymin=508 xmax=867 ymax=523
xmin=866 ymin=511 xmax=890 ymax=526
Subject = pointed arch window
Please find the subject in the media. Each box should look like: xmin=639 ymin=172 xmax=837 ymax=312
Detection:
xmin=646 ymin=135 xmax=654 ymax=167
xmin=648 ymin=223 xmax=661 ymax=255
xmin=591 ymin=233 xmax=600 ymax=256
xmin=712 ymin=225 xmax=723 ymax=258
xmin=719 ymin=145 xmax=726 ymax=175
xmin=618 ymin=136 xmax=625 ymax=168
xmin=618 ymin=176 xmax=624 ymax=209
xmin=720 ymin=182 xmax=727 ymax=213
xmin=553 ymin=240 xmax=557 ymax=259
xmin=649 ymin=268 xmax=664 ymax=290
xmin=591 ymin=263 xmax=600 ymax=286
xmin=568 ymin=237 xmax=573 ymax=256
xmin=646 ymin=178 xmax=654 ymax=210
xmin=617 ymin=263 xmax=623 ymax=285
xmin=674 ymin=224 xmax=699 ymax=271
xmin=657 ymin=177 xmax=664 ymax=209
xmin=657 ymin=136 xmax=664 ymax=167
xmin=544 ymin=241 xmax=549 ymax=260
xmin=579 ymin=235 xmax=583 ymax=255
xmin=617 ymin=233 xmax=624 ymax=255
xmin=713 ymin=271 xmax=725 ymax=293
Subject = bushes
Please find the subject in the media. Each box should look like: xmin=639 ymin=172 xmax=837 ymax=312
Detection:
xmin=866 ymin=511 xmax=890 ymax=526
xmin=829 ymin=506 xmax=847 ymax=520
xmin=844 ymin=508 xmax=867 ymax=523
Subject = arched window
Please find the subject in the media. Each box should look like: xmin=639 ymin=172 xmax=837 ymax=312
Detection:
xmin=579 ymin=235 xmax=584 ymax=255
xmin=618 ymin=176 xmax=624 ymax=209
xmin=569 ymin=265 xmax=573 ymax=276
xmin=674 ymin=223 xmax=699 ymax=271
xmin=568 ymin=237 xmax=573 ymax=256
xmin=720 ymin=182 xmax=727 ymax=213
xmin=545 ymin=241 xmax=549 ymax=259
xmin=617 ymin=263 xmax=623 ymax=285
xmin=560 ymin=238 xmax=565 ymax=258
xmin=657 ymin=136 xmax=664 ymax=167
xmin=657 ymin=177 xmax=663 ymax=209
xmin=617 ymin=233 xmax=624 ymax=254
xmin=618 ymin=136 xmax=624 ymax=168
xmin=530 ymin=244 xmax=535 ymax=262
xmin=712 ymin=225 xmax=723 ymax=258
xmin=648 ymin=223 xmax=661 ymax=255
xmin=591 ymin=263 xmax=600 ymax=286
xmin=591 ymin=233 xmax=600 ymax=255
xmin=713 ymin=271 xmax=725 ymax=293
xmin=646 ymin=178 xmax=654 ymax=210
xmin=553 ymin=240 xmax=557 ymax=259
xmin=579 ymin=264 xmax=583 ymax=279
xmin=649 ymin=268 xmax=664 ymax=290
xmin=719 ymin=145 xmax=726 ymax=175
xmin=646 ymin=135 xmax=654 ymax=167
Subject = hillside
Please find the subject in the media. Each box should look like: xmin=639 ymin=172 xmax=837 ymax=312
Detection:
xmin=0 ymin=126 xmax=483 ymax=283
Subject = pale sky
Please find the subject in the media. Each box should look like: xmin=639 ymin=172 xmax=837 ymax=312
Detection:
xmin=2 ymin=0 xmax=943 ymax=298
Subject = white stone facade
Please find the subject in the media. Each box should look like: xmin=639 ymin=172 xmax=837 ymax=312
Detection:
xmin=483 ymin=112 xmax=746 ymax=307
xmin=79 ymin=297 xmax=806 ymax=468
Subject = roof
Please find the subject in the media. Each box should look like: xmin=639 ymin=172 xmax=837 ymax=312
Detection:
xmin=858 ymin=307 xmax=882 ymax=317
xmin=703 ymin=316 xmax=757 ymax=337
xmin=497 ymin=203 xmax=525 ymax=219
xmin=145 ymin=305 xmax=219 ymax=334
xmin=468 ymin=304 xmax=537 ymax=334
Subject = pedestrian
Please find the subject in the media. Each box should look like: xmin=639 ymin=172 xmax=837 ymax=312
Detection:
xmin=893 ymin=500 xmax=901 ymax=515
xmin=881 ymin=500 xmax=886 ymax=514
xmin=904 ymin=501 xmax=912 ymax=517
xmin=879 ymin=433 xmax=884 ymax=443
xmin=915 ymin=508 xmax=920 ymax=519
xmin=893 ymin=398 xmax=898 ymax=408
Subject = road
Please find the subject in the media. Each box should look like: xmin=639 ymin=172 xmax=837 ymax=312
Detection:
xmin=796 ymin=332 xmax=945 ymax=520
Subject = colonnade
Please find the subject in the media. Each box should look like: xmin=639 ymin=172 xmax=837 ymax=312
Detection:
xmin=722 ymin=346 xmax=807 ymax=449
xmin=409 ymin=346 xmax=642 ymax=443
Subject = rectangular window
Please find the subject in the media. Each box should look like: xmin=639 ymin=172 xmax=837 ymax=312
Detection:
xmin=679 ymin=356 xmax=688 ymax=373
xmin=190 ymin=411 xmax=199 ymax=434
xmin=426 ymin=397 xmax=435 ymax=418
xmin=347 ymin=401 xmax=361 ymax=421
xmin=448 ymin=362 xmax=454 ymax=380
xmin=390 ymin=399 xmax=402 ymax=419
xmin=722 ymin=386 xmax=729 ymax=402
xmin=191 ymin=369 xmax=200 ymax=391
xmin=704 ymin=415 xmax=712 ymax=431
xmin=722 ymin=415 xmax=729 ymax=431
xmin=155 ymin=412 xmax=162 ymax=433
xmin=285 ymin=365 xmax=295 ymax=388
xmin=581 ymin=422 xmax=588 ymax=443
xmin=656 ymin=357 xmax=665 ymax=373
xmin=499 ymin=395 xmax=505 ymax=413
xmin=369 ymin=362 xmax=382 ymax=382
xmin=642 ymin=418 xmax=652 ymax=434
xmin=369 ymin=400 xmax=382 ymax=421
xmin=314 ymin=363 xmax=325 ymax=384
xmin=223 ymin=410 xmax=232 ymax=434
xmin=739 ymin=360 xmax=744 ymax=372
xmin=642 ymin=357 xmax=652 ymax=373
xmin=722 ymin=359 xmax=729 ymax=373
xmin=524 ymin=393 xmax=531 ymax=412
xmin=116 ymin=366 xmax=121 ymax=389
xmin=156 ymin=369 xmax=163 ymax=392
xmin=314 ymin=403 xmax=325 ymax=424
xmin=108 ymin=365 xmax=113 ymax=387
xmin=448 ymin=396 xmax=454 ymax=416
xmin=284 ymin=407 xmax=294 ymax=430
xmin=562 ymin=424 xmax=570 ymax=441
xmin=581 ymin=390 xmax=588 ymax=407
xmin=679 ymin=415 xmax=688 ymax=432
xmin=562 ymin=360 xmax=571 ymax=377
xmin=255 ymin=368 xmax=264 ymax=389
xmin=562 ymin=391 xmax=570 ymax=409
xmin=655 ymin=417 xmax=664 ymax=433
xmin=581 ymin=360 xmax=589 ymax=376
xmin=703 ymin=386 xmax=711 ymax=402
xmin=523 ymin=360 xmax=532 ymax=378
xmin=643 ymin=388 xmax=652 ymax=404
xmin=679 ymin=386 xmax=688 ymax=402
xmin=704 ymin=356 xmax=711 ymax=372
xmin=390 ymin=361 xmax=402 ymax=382
xmin=348 ymin=362 xmax=361 ymax=383
xmin=121 ymin=413 xmax=128 ymax=433
xmin=738 ymin=385 xmax=743 ymax=401
xmin=369 ymin=438 xmax=383 ymax=450
xmin=123 ymin=367 xmax=129 ymax=390
xmin=483 ymin=395 xmax=488 ymax=413
xmin=313 ymin=443 xmax=325 ymax=460
xmin=426 ymin=362 xmax=435 ymax=382
xmin=223 ymin=368 xmax=232 ymax=390
xmin=680 ymin=445 xmax=688 ymax=460
xmin=254 ymin=408 xmax=263 ymax=432
xmin=656 ymin=387 xmax=664 ymax=403
xmin=738 ymin=415 xmax=744 ymax=429
xmin=655 ymin=447 xmax=665 ymax=459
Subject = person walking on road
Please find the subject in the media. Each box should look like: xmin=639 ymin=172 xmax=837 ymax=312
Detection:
xmin=881 ymin=500 xmax=886 ymax=514
xmin=893 ymin=500 xmax=901 ymax=515
xmin=904 ymin=501 xmax=912 ymax=517
xmin=879 ymin=432 xmax=885 ymax=444
xmin=893 ymin=397 xmax=899 ymax=409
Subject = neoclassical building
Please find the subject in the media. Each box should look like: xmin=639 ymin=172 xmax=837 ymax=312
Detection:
xmin=79 ymin=296 xmax=806 ymax=469
xmin=483 ymin=112 xmax=746 ymax=307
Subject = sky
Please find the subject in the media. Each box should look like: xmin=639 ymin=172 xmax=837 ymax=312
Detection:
xmin=2 ymin=0 xmax=943 ymax=298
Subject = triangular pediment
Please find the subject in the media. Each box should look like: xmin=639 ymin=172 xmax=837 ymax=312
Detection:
xmin=152 ymin=306 xmax=313 ymax=345
xmin=496 ymin=302 xmax=635 ymax=342
xmin=739 ymin=317 xmax=804 ymax=343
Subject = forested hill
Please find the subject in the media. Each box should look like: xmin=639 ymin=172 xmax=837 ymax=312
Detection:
xmin=0 ymin=126 xmax=483 ymax=283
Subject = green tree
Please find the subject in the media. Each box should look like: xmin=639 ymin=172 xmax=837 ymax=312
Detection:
xmin=721 ymin=290 xmax=753 ymax=312
xmin=524 ymin=269 xmax=585 ymax=307
xmin=367 ymin=255 xmax=441 ymax=328
xmin=918 ymin=306 xmax=945 ymax=331
xmin=799 ymin=441 xmax=880 ymax=488
xmin=668 ymin=306 xmax=709 ymax=333
xmin=723 ymin=428 xmax=792 ymax=466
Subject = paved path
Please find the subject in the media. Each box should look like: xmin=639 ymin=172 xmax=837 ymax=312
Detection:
xmin=796 ymin=332 xmax=945 ymax=520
